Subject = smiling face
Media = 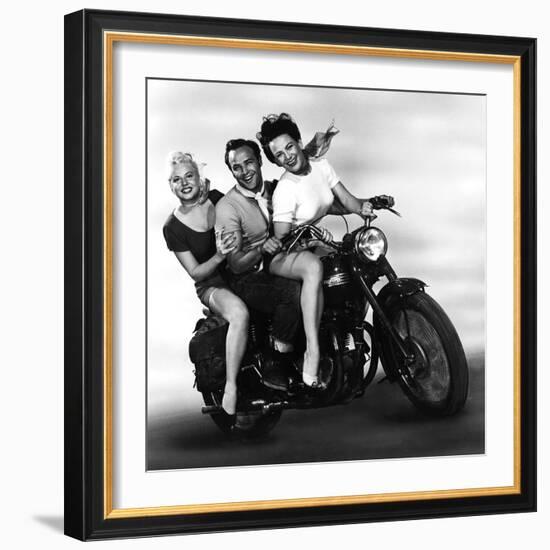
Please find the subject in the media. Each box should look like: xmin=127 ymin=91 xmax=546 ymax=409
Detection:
xmin=227 ymin=145 xmax=263 ymax=192
xmin=169 ymin=163 xmax=201 ymax=203
xmin=268 ymin=133 xmax=308 ymax=174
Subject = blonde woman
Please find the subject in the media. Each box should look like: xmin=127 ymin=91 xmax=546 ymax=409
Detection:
xmin=162 ymin=152 xmax=249 ymax=415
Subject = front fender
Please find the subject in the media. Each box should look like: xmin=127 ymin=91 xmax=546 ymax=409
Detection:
xmin=373 ymin=277 xmax=426 ymax=382
xmin=376 ymin=277 xmax=427 ymax=310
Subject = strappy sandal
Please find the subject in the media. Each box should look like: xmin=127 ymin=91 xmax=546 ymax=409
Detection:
xmin=302 ymin=353 xmax=327 ymax=391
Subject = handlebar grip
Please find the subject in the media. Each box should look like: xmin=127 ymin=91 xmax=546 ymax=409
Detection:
xmin=369 ymin=195 xmax=395 ymax=210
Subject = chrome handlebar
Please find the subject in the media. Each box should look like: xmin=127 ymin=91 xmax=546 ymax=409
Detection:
xmin=283 ymin=224 xmax=340 ymax=254
xmin=281 ymin=197 xmax=399 ymax=252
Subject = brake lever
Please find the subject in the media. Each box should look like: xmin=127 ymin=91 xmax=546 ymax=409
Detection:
xmin=284 ymin=226 xmax=309 ymax=253
xmin=366 ymin=195 xmax=401 ymax=218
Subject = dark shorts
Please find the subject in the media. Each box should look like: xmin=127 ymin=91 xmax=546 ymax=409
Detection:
xmin=228 ymin=269 xmax=301 ymax=343
xmin=196 ymin=274 xmax=230 ymax=307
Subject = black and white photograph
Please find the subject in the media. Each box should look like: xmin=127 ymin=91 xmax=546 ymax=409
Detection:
xmin=58 ymin=3 xmax=537 ymax=544
xmin=146 ymin=78 xmax=486 ymax=471
xmin=1 ymin=0 xmax=545 ymax=545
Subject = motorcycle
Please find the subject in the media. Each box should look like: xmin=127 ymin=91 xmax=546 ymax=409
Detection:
xmin=189 ymin=196 xmax=469 ymax=439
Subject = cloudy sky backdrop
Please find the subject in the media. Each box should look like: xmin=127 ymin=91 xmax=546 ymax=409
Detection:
xmin=146 ymin=79 xmax=485 ymax=423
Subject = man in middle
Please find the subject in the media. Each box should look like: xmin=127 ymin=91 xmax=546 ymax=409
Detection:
xmin=215 ymin=138 xmax=302 ymax=385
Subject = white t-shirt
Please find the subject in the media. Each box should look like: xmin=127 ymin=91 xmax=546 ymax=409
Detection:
xmin=272 ymin=158 xmax=340 ymax=226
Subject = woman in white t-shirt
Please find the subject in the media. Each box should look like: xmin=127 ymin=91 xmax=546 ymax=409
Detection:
xmin=257 ymin=113 xmax=372 ymax=389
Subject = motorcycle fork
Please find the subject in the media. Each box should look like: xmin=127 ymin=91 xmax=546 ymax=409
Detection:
xmin=321 ymin=323 xmax=345 ymax=403
xmin=350 ymin=262 xmax=414 ymax=364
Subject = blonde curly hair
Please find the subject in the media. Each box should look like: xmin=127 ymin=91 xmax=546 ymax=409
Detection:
xmin=167 ymin=151 xmax=210 ymax=205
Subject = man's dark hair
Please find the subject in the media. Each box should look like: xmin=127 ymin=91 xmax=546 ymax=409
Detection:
xmin=224 ymin=139 xmax=262 ymax=170
xmin=256 ymin=113 xmax=302 ymax=164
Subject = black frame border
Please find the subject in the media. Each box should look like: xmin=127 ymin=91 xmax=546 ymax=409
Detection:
xmin=64 ymin=9 xmax=536 ymax=541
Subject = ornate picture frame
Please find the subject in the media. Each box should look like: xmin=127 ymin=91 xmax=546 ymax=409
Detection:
xmin=64 ymin=9 xmax=536 ymax=540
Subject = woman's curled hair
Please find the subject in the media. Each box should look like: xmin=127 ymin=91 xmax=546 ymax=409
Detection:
xmin=256 ymin=113 xmax=302 ymax=164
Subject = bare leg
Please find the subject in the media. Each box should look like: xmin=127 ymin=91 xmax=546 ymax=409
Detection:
xmin=270 ymin=251 xmax=323 ymax=383
xmin=209 ymin=288 xmax=249 ymax=414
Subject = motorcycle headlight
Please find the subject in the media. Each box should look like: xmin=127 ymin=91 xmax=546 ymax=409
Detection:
xmin=355 ymin=227 xmax=388 ymax=262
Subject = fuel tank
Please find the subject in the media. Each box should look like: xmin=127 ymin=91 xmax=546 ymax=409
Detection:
xmin=321 ymin=254 xmax=355 ymax=307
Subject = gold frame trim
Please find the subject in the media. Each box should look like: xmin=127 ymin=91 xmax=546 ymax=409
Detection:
xmin=103 ymin=32 xmax=522 ymax=519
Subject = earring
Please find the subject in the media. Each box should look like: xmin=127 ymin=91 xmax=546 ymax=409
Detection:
xmin=197 ymin=177 xmax=211 ymax=204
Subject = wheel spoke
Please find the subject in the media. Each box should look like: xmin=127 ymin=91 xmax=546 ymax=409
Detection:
xmin=394 ymin=309 xmax=451 ymax=404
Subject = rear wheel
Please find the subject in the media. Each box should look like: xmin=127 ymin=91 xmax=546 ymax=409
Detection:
xmin=376 ymin=292 xmax=468 ymax=416
xmin=202 ymin=390 xmax=282 ymax=440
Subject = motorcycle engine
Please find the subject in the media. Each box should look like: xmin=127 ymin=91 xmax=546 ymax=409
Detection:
xmin=321 ymin=255 xmax=355 ymax=307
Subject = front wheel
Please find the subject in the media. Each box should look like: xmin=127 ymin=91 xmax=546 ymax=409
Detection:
xmin=202 ymin=390 xmax=282 ymax=440
xmin=376 ymin=291 xmax=469 ymax=416
xmin=360 ymin=321 xmax=379 ymax=390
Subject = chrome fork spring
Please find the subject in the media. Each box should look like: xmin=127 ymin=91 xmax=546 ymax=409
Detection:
xmin=249 ymin=323 xmax=257 ymax=346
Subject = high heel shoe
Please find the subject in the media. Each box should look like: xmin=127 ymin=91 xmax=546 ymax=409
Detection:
xmin=302 ymin=371 xmax=320 ymax=387
xmin=221 ymin=385 xmax=238 ymax=415
xmin=302 ymin=353 xmax=326 ymax=390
